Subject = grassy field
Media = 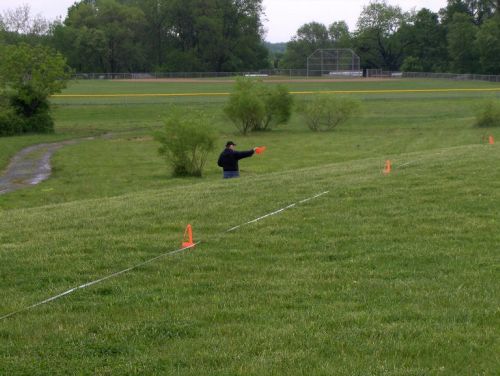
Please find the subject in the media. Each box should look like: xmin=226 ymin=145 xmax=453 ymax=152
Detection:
xmin=0 ymin=78 xmax=499 ymax=374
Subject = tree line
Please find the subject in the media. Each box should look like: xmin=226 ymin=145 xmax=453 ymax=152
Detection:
xmin=1 ymin=0 xmax=500 ymax=74
xmin=279 ymin=0 xmax=500 ymax=74
xmin=0 ymin=0 xmax=268 ymax=73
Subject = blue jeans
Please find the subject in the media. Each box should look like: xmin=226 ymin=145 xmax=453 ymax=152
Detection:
xmin=223 ymin=171 xmax=240 ymax=179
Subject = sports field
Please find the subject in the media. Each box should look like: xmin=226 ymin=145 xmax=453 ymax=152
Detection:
xmin=0 ymin=78 xmax=499 ymax=374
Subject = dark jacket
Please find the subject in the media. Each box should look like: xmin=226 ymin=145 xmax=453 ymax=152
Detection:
xmin=217 ymin=148 xmax=254 ymax=171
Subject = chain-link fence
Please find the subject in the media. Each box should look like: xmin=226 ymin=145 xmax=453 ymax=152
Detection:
xmin=72 ymin=70 xmax=311 ymax=80
xmin=306 ymin=49 xmax=361 ymax=78
xmin=73 ymin=69 xmax=500 ymax=82
xmin=366 ymin=69 xmax=500 ymax=82
xmin=404 ymin=71 xmax=500 ymax=82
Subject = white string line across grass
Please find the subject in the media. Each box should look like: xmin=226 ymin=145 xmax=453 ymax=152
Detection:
xmin=226 ymin=191 xmax=330 ymax=232
xmin=386 ymin=144 xmax=488 ymax=172
xmin=0 ymin=244 xmax=198 ymax=321
xmin=0 ymin=190 xmax=330 ymax=321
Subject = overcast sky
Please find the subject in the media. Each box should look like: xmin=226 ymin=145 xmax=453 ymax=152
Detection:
xmin=0 ymin=0 xmax=448 ymax=42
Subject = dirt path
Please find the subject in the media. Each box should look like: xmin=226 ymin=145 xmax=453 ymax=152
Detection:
xmin=0 ymin=138 xmax=94 ymax=195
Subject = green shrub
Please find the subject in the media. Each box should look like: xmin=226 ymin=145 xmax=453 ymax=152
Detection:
xmin=298 ymin=96 xmax=360 ymax=131
xmin=155 ymin=110 xmax=216 ymax=177
xmin=0 ymin=103 xmax=24 ymax=136
xmin=0 ymin=91 xmax=53 ymax=136
xmin=9 ymin=92 xmax=54 ymax=133
xmin=474 ymin=100 xmax=500 ymax=128
xmin=224 ymin=79 xmax=265 ymax=135
xmin=258 ymin=84 xmax=294 ymax=131
xmin=224 ymin=78 xmax=293 ymax=134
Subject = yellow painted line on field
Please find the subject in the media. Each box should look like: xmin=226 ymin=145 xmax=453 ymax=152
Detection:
xmin=291 ymin=88 xmax=500 ymax=95
xmin=52 ymin=87 xmax=500 ymax=98
xmin=52 ymin=92 xmax=231 ymax=98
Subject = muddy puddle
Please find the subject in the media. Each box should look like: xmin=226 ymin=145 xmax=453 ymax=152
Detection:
xmin=0 ymin=138 xmax=95 ymax=195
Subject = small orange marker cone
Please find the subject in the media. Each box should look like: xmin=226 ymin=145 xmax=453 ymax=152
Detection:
xmin=489 ymin=135 xmax=495 ymax=145
xmin=255 ymin=146 xmax=266 ymax=154
xmin=383 ymin=160 xmax=392 ymax=175
xmin=182 ymin=224 xmax=195 ymax=249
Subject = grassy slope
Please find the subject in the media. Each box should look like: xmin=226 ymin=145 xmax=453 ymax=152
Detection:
xmin=0 ymin=144 xmax=499 ymax=374
xmin=1 ymin=79 xmax=499 ymax=374
xmin=1 ymin=78 xmax=499 ymax=170
xmin=1 ymin=92 xmax=498 ymax=209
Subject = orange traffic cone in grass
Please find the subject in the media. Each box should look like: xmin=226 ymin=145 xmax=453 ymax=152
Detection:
xmin=182 ymin=224 xmax=195 ymax=249
xmin=383 ymin=160 xmax=392 ymax=175
xmin=489 ymin=135 xmax=495 ymax=145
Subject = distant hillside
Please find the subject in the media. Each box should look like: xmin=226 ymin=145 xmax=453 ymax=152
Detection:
xmin=264 ymin=42 xmax=287 ymax=54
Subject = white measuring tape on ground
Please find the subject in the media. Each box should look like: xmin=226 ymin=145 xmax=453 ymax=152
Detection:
xmin=0 ymin=244 xmax=198 ymax=321
xmin=226 ymin=191 xmax=330 ymax=232
xmin=0 ymin=190 xmax=329 ymax=321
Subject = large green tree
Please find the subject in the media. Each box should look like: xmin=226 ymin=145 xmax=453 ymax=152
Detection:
xmin=476 ymin=15 xmax=500 ymax=73
xmin=281 ymin=22 xmax=333 ymax=69
xmin=354 ymin=0 xmax=411 ymax=70
xmin=52 ymin=0 xmax=147 ymax=73
xmin=0 ymin=43 xmax=71 ymax=135
xmin=441 ymin=0 xmax=499 ymax=25
xmin=447 ymin=12 xmax=479 ymax=73
xmin=328 ymin=21 xmax=352 ymax=48
xmin=400 ymin=9 xmax=448 ymax=72
xmin=131 ymin=0 xmax=171 ymax=68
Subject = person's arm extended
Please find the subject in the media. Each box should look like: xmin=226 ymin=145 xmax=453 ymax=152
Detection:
xmin=233 ymin=149 xmax=255 ymax=160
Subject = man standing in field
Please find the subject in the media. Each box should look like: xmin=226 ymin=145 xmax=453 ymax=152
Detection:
xmin=217 ymin=141 xmax=256 ymax=178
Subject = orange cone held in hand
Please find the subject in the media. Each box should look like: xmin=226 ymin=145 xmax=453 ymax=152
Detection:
xmin=383 ymin=160 xmax=392 ymax=175
xmin=489 ymin=135 xmax=495 ymax=145
xmin=182 ymin=224 xmax=195 ymax=249
xmin=255 ymin=146 xmax=266 ymax=154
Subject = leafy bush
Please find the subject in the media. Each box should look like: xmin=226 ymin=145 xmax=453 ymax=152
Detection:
xmin=155 ymin=110 xmax=216 ymax=177
xmin=474 ymin=100 xmax=500 ymax=128
xmin=258 ymin=84 xmax=294 ymax=131
xmin=224 ymin=79 xmax=265 ymax=135
xmin=224 ymin=78 xmax=293 ymax=134
xmin=9 ymin=93 xmax=54 ymax=133
xmin=0 ymin=103 xmax=24 ymax=136
xmin=298 ymin=96 xmax=360 ymax=131
xmin=0 ymin=90 xmax=54 ymax=135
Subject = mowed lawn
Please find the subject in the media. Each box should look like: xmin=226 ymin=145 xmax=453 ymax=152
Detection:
xmin=0 ymin=79 xmax=499 ymax=374
xmin=1 ymin=78 xmax=499 ymax=209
